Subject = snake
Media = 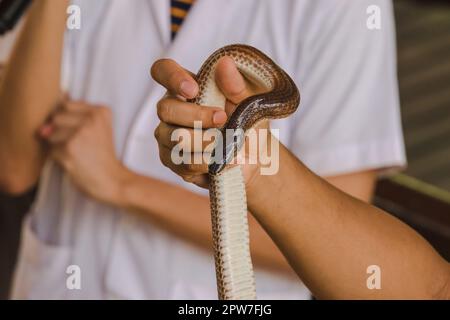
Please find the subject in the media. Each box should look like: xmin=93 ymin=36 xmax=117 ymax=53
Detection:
xmin=189 ymin=44 xmax=300 ymax=300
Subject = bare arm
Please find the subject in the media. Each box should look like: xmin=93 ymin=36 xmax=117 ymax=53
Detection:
xmin=142 ymin=56 xmax=385 ymax=278
xmin=151 ymin=57 xmax=450 ymax=299
xmin=248 ymin=142 xmax=450 ymax=299
xmin=117 ymin=170 xmax=293 ymax=273
xmin=0 ymin=0 xmax=68 ymax=194
xmin=38 ymin=98 xmax=294 ymax=274
xmin=326 ymin=170 xmax=377 ymax=203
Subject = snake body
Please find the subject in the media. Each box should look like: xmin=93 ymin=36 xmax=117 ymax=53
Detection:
xmin=190 ymin=44 xmax=300 ymax=300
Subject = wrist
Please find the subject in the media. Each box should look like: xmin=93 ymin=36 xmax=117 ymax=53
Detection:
xmin=245 ymin=138 xmax=289 ymax=217
xmin=108 ymin=163 xmax=136 ymax=209
xmin=245 ymin=131 xmax=277 ymax=192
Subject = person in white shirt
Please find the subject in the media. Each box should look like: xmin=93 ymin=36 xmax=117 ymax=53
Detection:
xmin=0 ymin=0 xmax=405 ymax=299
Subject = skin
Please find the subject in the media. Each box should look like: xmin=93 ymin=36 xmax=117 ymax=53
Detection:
xmin=153 ymin=59 xmax=450 ymax=299
xmin=0 ymin=0 xmax=69 ymax=194
xmin=0 ymin=1 xmax=375 ymax=276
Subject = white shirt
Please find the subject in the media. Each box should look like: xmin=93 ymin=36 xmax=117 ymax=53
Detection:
xmin=9 ymin=0 xmax=406 ymax=299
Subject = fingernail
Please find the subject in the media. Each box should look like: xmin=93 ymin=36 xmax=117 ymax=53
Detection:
xmin=180 ymin=80 xmax=197 ymax=98
xmin=213 ymin=111 xmax=227 ymax=125
xmin=39 ymin=124 xmax=53 ymax=138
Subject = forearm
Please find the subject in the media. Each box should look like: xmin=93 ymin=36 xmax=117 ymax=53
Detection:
xmin=248 ymin=141 xmax=450 ymax=299
xmin=0 ymin=0 xmax=68 ymax=193
xmin=118 ymin=169 xmax=213 ymax=246
xmin=325 ymin=170 xmax=377 ymax=203
xmin=116 ymin=168 xmax=293 ymax=273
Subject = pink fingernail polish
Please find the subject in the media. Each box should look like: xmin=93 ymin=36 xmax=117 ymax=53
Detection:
xmin=40 ymin=125 xmax=52 ymax=138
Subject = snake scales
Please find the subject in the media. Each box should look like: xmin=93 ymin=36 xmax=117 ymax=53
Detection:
xmin=189 ymin=44 xmax=300 ymax=300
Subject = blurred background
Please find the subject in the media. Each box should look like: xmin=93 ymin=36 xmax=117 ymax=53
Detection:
xmin=0 ymin=0 xmax=449 ymax=299
xmin=374 ymin=0 xmax=450 ymax=265
xmin=396 ymin=0 xmax=450 ymax=191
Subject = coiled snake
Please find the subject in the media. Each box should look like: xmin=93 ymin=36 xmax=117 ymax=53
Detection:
xmin=190 ymin=44 xmax=300 ymax=300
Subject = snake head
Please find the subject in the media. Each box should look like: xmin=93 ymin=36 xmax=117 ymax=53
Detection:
xmin=208 ymin=128 xmax=245 ymax=175
xmin=208 ymin=97 xmax=265 ymax=176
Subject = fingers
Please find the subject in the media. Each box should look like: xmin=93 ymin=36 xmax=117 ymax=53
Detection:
xmin=215 ymin=56 xmax=252 ymax=106
xmin=151 ymin=59 xmax=198 ymax=99
xmin=157 ymin=97 xmax=227 ymax=128
xmin=48 ymin=111 xmax=88 ymax=143
xmin=152 ymin=57 xmax=258 ymax=189
xmin=62 ymin=100 xmax=92 ymax=113
xmin=49 ymin=145 xmax=73 ymax=171
xmin=40 ymin=101 xmax=101 ymax=144
xmin=45 ymin=126 xmax=78 ymax=144
xmin=155 ymin=122 xmax=217 ymax=152
xmin=157 ymin=143 xmax=209 ymax=178
xmin=156 ymin=120 xmax=212 ymax=186
xmin=187 ymin=175 xmax=209 ymax=189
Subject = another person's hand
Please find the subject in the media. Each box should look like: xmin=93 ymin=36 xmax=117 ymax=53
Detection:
xmin=39 ymin=99 xmax=130 ymax=206
xmin=151 ymin=57 xmax=270 ymax=189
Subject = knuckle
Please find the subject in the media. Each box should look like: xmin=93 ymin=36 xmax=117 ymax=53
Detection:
xmin=158 ymin=100 xmax=173 ymax=122
xmin=88 ymin=111 xmax=99 ymax=122
xmin=52 ymin=113 xmax=65 ymax=126
xmin=85 ymin=107 xmax=96 ymax=117
xmin=64 ymin=140 xmax=77 ymax=156
xmin=154 ymin=125 xmax=161 ymax=140
xmin=194 ymin=107 xmax=204 ymax=124
xmin=156 ymin=99 xmax=170 ymax=121
xmin=182 ymin=175 xmax=194 ymax=183
xmin=186 ymin=164 xmax=196 ymax=173
xmin=198 ymin=107 xmax=211 ymax=126
xmin=62 ymin=102 xmax=72 ymax=111
xmin=95 ymin=106 xmax=110 ymax=117
xmin=99 ymin=105 xmax=111 ymax=114
xmin=158 ymin=147 xmax=173 ymax=169
xmin=77 ymin=123 xmax=90 ymax=135
xmin=101 ymin=107 xmax=112 ymax=121
xmin=64 ymin=101 xmax=83 ymax=111
xmin=84 ymin=111 xmax=95 ymax=124
xmin=158 ymin=148 xmax=166 ymax=164
xmin=150 ymin=62 xmax=158 ymax=79
xmin=185 ymin=163 xmax=199 ymax=173
xmin=180 ymin=163 xmax=191 ymax=174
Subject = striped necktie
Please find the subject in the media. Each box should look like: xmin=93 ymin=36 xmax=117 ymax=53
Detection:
xmin=170 ymin=0 xmax=195 ymax=40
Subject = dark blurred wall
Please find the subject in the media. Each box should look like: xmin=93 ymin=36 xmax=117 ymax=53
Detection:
xmin=395 ymin=0 xmax=450 ymax=191
xmin=0 ymin=188 xmax=35 ymax=299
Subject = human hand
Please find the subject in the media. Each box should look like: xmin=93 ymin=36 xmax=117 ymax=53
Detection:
xmin=151 ymin=56 xmax=270 ymax=189
xmin=40 ymin=99 xmax=131 ymax=207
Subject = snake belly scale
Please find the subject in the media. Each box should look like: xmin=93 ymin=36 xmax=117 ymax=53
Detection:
xmin=189 ymin=44 xmax=300 ymax=300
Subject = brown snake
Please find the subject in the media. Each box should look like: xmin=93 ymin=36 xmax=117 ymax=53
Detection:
xmin=189 ymin=44 xmax=300 ymax=300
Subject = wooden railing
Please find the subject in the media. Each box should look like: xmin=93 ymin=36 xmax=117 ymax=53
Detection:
xmin=375 ymin=174 xmax=450 ymax=261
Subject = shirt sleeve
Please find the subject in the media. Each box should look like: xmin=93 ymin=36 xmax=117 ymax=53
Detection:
xmin=288 ymin=0 xmax=406 ymax=177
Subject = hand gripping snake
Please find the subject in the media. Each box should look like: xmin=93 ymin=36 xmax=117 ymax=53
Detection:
xmin=189 ymin=44 xmax=300 ymax=300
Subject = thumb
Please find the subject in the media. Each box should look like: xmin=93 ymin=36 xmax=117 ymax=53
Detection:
xmin=215 ymin=57 xmax=252 ymax=110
